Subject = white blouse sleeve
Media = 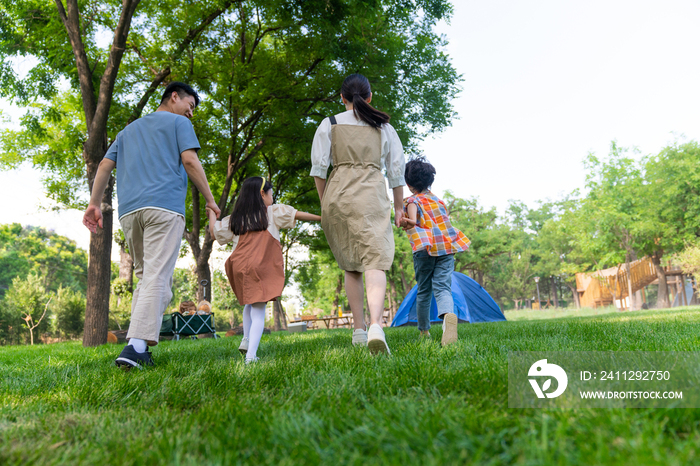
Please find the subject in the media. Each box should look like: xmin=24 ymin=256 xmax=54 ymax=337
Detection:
xmin=270 ymin=204 xmax=297 ymax=230
xmin=310 ymin=118 xmax=332 ymax=179
xmin=213 ymin=216 xmax=236 ymax=245
xmin=382 ymin=123 xmax=406 ymax=189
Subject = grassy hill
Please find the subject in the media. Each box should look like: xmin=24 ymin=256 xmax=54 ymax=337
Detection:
xmin=2 ymin=307 xmax=700 ymax=465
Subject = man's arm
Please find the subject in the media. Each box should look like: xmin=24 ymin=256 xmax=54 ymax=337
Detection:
xmin=181 ymin=149 xmax=221 ymax=218
xmin=83 ymin=158 xmax=116 ymax=233
xmin=206 ymin=207 xmax=218 ymax=240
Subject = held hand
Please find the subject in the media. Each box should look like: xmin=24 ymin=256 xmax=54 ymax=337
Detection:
xmin=394 ymin=208 xmax=404 ymax=229
xmin=400 ymin=217 xmax=416 ymax=231
xmin=206 ymin=200 xmax=221 ymax=219
xmin=83 ymin=204 xmax=103 ymax=233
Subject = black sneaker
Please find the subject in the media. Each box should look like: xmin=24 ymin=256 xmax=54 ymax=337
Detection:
xmin=115 ymin=345 xmax=154 ymax=370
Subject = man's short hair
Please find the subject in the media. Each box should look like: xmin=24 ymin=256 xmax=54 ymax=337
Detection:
xmin=160 ymin=82 xmax=200 ymax=107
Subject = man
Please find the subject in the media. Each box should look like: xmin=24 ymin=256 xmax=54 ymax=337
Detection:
xmin=83 ymin=82 xmax=220 ymax=369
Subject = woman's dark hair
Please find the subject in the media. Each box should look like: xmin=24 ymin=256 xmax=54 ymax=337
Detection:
xmin=161 ymin=81 xmax=200 ymax=107
xmin=341 ymin=73 xmax=390 ymax=128
xmin=404 ymin=156 xmax=436 ymax=193
xmin=230 ymin=177 xmax=273 ymax=235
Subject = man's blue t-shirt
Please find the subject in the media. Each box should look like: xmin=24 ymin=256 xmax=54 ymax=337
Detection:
xmin=104 ymin=112 xmax=200 ymax=219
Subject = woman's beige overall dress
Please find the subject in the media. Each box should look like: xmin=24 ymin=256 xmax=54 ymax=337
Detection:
xmin=321 ymin=116 xmax=394 ymax=272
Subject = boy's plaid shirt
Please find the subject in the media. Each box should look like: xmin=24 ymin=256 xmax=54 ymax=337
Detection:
xmin=404 ymin=192 xmax=470 ymax=256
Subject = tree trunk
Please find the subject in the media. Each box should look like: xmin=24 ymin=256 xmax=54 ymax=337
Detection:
xmin=273 ymin=298 xmax=287 ymax=331
xmin=624 ymin=254 xmax=635 ymax=311
xmin=389 ymin=278 xmax=398 ymax=322
xmin=186 ymin=185 xmax=215 ymax=303
xmin=691 ymin=277 xmax=699 ymax=305
xmin=550 ymin=276 xmax=559 ymax=308
xmin=333 ymin=274 xmax=342 ymax=316
xmin=55 ymin=0 xmax=141 ymax=347
xmin=651 ymin=252 xmax=670 ymax=308
xmin=398 ymin=261 xmax=411 ymax=294
xmin=630 ymin=250 xmax=643 ymax=309
xmin=83 ymin=170 xmax=114 ymax=347
xmin=566 ymin=283 xmax=580 ymax=309
xmin=680 ymin=275 xmax=689 ymax=306
xmin=195 ymin=258 xmax=212 ymax=303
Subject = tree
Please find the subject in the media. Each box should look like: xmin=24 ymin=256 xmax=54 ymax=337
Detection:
xmin=536 ymin=195 xmax=591 ymax=308
xmin=4 ymin=274 xmax=52 ymax=345
xmin=0 ymin=0 xmax=244 ymax=345
xmin=448 ymin=194 xmax=511 ymax=287
xmin=178 ymin=0 xmax=460 ymax=302
xmin=581 ymin=144 xmax=647 ymax=310
xmin=641 ymin=140 xmax=700 ymax=308
xmin=1 ymin=0 xmax=140 ymax=345
xmin=0 ymin=224 xmax=88 ymax=297
xmin=1 ymin=1 xmax=460 ymax=344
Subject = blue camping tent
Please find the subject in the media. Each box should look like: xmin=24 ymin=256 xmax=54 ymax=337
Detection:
xmin=391 ymin=272 xmax=506 ymax=326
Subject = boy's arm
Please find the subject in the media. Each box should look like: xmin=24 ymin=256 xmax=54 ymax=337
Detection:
xmin=295 ymin=211 xmax=322 ymax=222
xmin=401 ymin=203 xmax=418 ymax=231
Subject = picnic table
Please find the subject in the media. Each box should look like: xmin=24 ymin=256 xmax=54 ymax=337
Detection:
xmin=295 ymin=315 xmax=354 ymax=329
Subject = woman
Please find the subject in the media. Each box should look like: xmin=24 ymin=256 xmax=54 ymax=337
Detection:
xmin=310 ymin=73 xmax=405 ymax=354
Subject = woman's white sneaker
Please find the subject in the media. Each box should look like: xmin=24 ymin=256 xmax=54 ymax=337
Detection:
xmin=367 ymin=324 xmax=390 ymax=355
xmin=352 ymin=328 xmax=368 ymax=346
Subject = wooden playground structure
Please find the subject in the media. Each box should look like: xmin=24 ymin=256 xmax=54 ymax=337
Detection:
xmin=576 ymin=257 xmax=694 ymax=310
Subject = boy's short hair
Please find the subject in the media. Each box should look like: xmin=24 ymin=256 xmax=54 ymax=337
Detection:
xmin=160 ymin=82 xmax=200 ymax=107
xmin=405 ymin=156 xmax=436 ymax=192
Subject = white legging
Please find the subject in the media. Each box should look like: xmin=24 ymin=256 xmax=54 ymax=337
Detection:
xmin=243 ymin=302 xmax=266 ymax=360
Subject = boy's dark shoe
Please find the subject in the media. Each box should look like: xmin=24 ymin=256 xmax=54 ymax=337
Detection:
xmin=115 ymin=345 xmax=154 ymax=370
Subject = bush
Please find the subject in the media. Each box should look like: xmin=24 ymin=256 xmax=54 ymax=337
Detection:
xmin=109 ymin=293 xmax=132 ymax=331
xmin=53 ymin=287 xmax=85 ymax=339
xmin=2 ymin=274 xmax=52 ymax=345
xmin=677 ymin=242 xmax=700 ymax=284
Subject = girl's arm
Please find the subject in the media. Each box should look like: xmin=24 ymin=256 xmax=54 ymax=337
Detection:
xmin=295 ymin=211 xmax=322 ymax=222
xmin=401 ymin=203 xmax=418 ymax=231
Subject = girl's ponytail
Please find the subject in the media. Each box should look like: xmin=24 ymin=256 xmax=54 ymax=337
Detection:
xmin=341 ymin=74 xmax=390 ymax=129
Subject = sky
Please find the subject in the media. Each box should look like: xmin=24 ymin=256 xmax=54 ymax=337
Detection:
xmin=1 ymin=0 xmax=700 ymax=257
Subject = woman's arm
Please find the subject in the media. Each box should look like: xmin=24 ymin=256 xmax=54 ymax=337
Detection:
xmin=310 ymin=119 xmax=331 ymax=202
xmin=392 ymin=186 xmax=404 ymax=228
xmin=314 ymin=177 xmax=326 ymax=203
xmin=295 ymin=211 xmax=322 ymax=222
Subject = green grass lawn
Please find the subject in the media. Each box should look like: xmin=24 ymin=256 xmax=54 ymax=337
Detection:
xmin=504 ymin=306 xmax=622 ymax=321
xmin=3 ymin=307 xmax=700 ymax=465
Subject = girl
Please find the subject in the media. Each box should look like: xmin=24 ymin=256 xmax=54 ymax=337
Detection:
xmin=207 ymin=176 xmax=321 ymax=363
xmin=401 ymin=157 xmax=470 ymax=346
xmin=310 ymin=73 xmax=405 ymax=355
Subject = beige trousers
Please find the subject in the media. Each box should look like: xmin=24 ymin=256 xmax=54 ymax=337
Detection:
xmin=121 ymin=209 xmax=184 ymax=345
